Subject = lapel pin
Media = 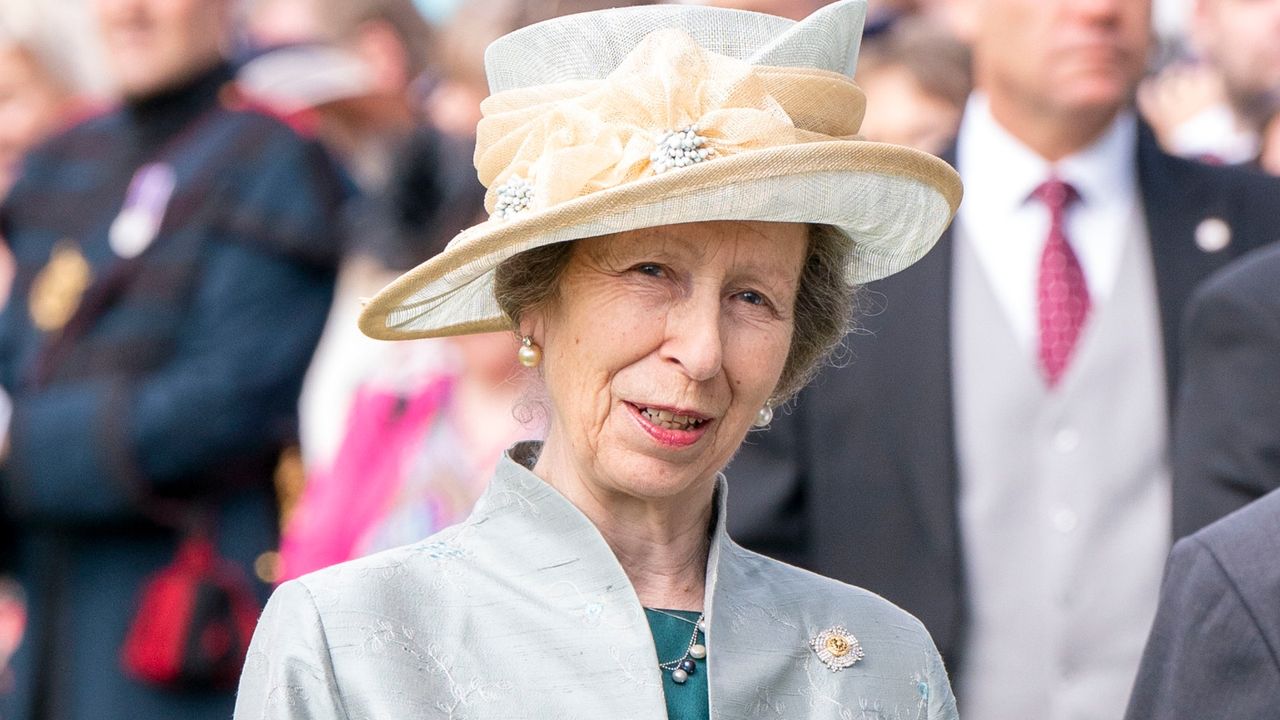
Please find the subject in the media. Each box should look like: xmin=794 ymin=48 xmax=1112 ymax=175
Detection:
xmin=1194 ymin=217 xmax=1231 ymax=253
xmin=811 ymin=625 xmax=864 ymax=671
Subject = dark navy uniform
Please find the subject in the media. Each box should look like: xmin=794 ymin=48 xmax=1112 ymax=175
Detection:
xmin=0 ymin=63 xmax=348 ymax=720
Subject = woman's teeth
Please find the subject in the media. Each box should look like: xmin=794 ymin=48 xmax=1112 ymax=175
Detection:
xmin=641 ymin=407 xmax=706 ymax=430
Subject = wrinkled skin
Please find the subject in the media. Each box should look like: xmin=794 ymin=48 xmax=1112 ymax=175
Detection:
xmin=529 ymin=220 xmax=807 ymax=523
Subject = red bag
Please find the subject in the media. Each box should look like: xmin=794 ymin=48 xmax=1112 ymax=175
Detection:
xmin=121 ymin=535 xmax=261 ymax=690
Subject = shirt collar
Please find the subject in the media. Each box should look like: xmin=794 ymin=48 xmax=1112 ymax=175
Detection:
xmin=122 ymin=61 xmax=236 ymax=150
xmin=957 ymin=91 xmax=1138 ymax=215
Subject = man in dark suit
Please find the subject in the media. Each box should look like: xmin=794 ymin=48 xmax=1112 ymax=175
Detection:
xmin=728 ymin=0 xmax=1280 ymax=718
xmin=1125 ymin=486 xmax=1280 ymax=719
xmin=1171 ymin=243 xmax=1280 ymax=536
xmin=0 ymin=0 xmax=346 ymax=718
xmin=1123 ymin=243 xmax=1280 ymax=719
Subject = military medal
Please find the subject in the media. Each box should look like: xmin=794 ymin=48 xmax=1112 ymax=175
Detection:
xmin=811 ymin=625 xmax=864 ymax=671
xmin=109 ymin=162 xmax=176 ymax=259
xmin=29 ymin=240 xmax=92 ymax=332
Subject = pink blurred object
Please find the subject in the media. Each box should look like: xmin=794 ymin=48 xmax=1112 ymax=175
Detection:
xmin=278 ymin=378 xmax=451 ymax=581
xmin=0 ymin=581 xmax=26 ymax=690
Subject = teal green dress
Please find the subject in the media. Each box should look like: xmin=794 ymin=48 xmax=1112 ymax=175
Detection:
xmin=644 ymin=609 xmax=710 ymax=720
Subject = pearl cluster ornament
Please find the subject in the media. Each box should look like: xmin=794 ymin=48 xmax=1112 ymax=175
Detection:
xmin=650 ymin=125 xmax=716 ymax=174
xmin=652 ymin=611 xmax=707 ymax=685
xmin=492 ymin=175 xmax=534 ymax=220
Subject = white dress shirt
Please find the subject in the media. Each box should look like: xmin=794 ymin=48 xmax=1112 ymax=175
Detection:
xmin=955 ymin=92 xmax=1141 ymax=352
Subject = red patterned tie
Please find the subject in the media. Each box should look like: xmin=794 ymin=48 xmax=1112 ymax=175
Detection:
xmin=1033 ymin=178 xmax=1088 ymax=387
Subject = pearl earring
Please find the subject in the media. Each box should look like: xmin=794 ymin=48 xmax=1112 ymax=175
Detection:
xmin=517 ymin=335 xmax=542 ymax=368
xmin=754 ymin=403 xmax=774 ymax=428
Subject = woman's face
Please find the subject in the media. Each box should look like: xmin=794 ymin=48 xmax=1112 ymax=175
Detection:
xmin=0 ymin=47 xmax=71 ymax=198
xmin=531 ymin=220 xmax=807 ymax=503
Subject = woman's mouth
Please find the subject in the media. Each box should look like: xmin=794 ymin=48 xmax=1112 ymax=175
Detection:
xmin=639 ymin=406 xmax=708 ymax=431
xmin=627 ymin=403 xmax=712 ymax=447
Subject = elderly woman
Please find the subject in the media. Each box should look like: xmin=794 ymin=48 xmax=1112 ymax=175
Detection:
xmin=234 ymin=2 xmax=962 ymax=718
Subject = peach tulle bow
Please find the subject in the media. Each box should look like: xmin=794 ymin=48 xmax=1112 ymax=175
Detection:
xmin=474 ymin=29 xmax=868 ymax=217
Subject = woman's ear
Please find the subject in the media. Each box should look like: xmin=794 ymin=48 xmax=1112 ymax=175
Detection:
xmin=519 ymin=306 xmax=549 ymax=347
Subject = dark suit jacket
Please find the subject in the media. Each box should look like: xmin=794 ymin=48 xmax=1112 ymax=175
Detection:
xmin=726 ymin=124 xmax=1280 ymax=673
xmin=1124 ymin=487 xmax=1280 ymax=720
xmin=1171 ymin=243 xmax=1280 ymax=537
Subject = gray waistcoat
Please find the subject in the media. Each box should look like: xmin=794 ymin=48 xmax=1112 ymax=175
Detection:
xmin=951 ymin=225 xmax=1171 ymax=720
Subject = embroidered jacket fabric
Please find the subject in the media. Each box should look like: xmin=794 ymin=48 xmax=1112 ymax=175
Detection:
xmin=235 ymin=442 xmax=957 ymax=720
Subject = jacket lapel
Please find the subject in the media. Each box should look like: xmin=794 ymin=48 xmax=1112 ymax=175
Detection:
xmin=1137 ymin=122 xmax=1247 ymax=404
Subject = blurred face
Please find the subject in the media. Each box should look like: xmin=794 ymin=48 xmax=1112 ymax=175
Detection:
xmin=1195 ymin=0 xmax=1280 ymax=107
xmin=0 ymin=47 xmax=72 ymax=197
xmin=246 ymin=0 xmax=327 ymax=47
xmin=969 ymin=0 xmax=1151 ymax=121
xmin=1261 ymin=113 xmax=1280 ymax=174
xmin=531 ymin=221 xmax=806 ymax=503
xmin=859 ymin=65 xmax=963 ymax=154
xmin=94 ymin=0 xmax=230 ymax=98
xmin=451 ymin=332 xmax=522 ymax=385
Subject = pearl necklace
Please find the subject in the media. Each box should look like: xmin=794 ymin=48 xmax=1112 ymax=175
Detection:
xmin=647 ymin=608 xmax=708 ymax=685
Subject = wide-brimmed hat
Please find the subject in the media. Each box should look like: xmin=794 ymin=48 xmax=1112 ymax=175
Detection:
xmin=360 ymin=0 xmax=961 ymax=340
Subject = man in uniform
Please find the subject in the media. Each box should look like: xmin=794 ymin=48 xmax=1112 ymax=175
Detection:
xmin=0 ymin=0 xmax=347 ymax=717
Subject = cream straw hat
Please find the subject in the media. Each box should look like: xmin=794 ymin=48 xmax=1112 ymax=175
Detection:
xmin=359 ymin=0 xmax=961 ymax=340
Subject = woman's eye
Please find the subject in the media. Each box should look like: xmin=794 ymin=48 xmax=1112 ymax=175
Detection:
xmin=633 ymin=263 xmax=665 ymax=277
xmin=737 ymin=290 xmax=768 ymax=307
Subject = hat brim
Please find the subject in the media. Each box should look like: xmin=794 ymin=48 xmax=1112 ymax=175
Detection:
xmin=359 ymin=140 xmax=961 ymax=340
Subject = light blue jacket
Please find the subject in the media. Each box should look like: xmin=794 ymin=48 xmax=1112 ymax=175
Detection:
xmin=235 ymin=443 xmax=957 ymax=719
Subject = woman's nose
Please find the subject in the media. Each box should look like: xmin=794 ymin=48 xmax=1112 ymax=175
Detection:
xmin=661 ymin=293 xmax=724 ymax=382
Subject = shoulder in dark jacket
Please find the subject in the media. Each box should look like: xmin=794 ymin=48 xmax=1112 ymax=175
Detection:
xmin=1125 ymin=488 xmax=1280 ymax=720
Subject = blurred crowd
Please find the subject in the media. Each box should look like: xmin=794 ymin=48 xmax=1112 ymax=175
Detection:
xmin=0 ymin=0 xmax=1277 ymax=719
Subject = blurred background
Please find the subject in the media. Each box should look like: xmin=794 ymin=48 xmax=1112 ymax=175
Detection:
xmin=0 ymin=0 xmax=1277 ymax=717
